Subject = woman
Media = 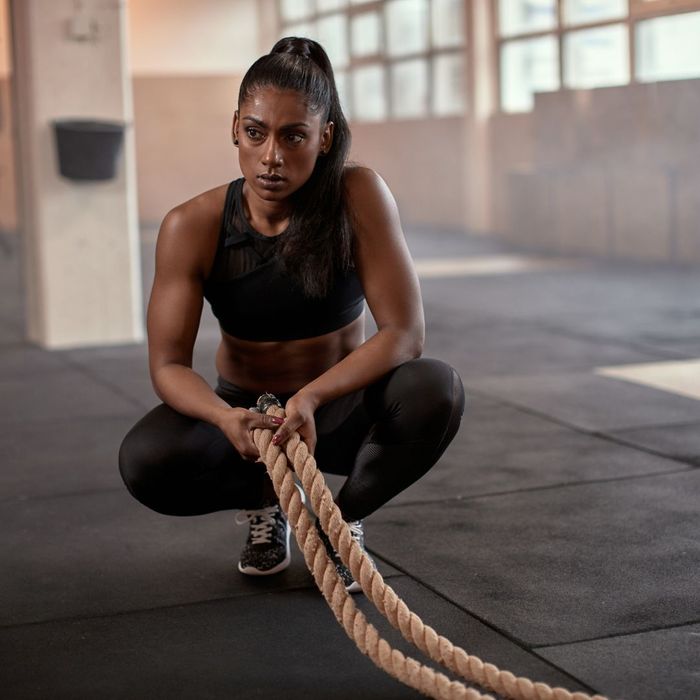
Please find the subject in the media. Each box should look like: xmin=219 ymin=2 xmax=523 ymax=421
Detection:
xmin=118 ymin=37 xmax=465 ymax=593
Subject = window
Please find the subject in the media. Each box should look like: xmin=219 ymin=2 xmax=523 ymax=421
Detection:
xmin=563 ymin=0 xmax=627 ymax=25
xmin=636 ymin=10 xmax=700 ymax=82
xmin=499 ymin=0 xmax=557 ymax=37
xmin=432 ymin=0 xmax=465 ymax=48
xmin=433 ymin=53 xmax=467 ymax=115
xmin=501 ymin=35 xmax=559 ymax=112
xmin=317 ymin=13 xmax=349 ymax=68
xmin=286 ymin=21 xmax=315 ymax=37
xmin=352 ymin=64 xmax=387 ymax=120
xmin=498 ymin=0 xmax=700 ymax=113
xmin=386 ymin=0 xmax=429 ymax=57
xmin=317 ymin=0 xmax=347 ymax=10
xmin=278 ymin=0 xmax=467 ymax=122
xmin=335 ymin=69 xmax=351 ymax=116
xmin=280 ymin=0 xmax=314 ymax=22
xmin=564 ymin=23 xmax=629 ymax=88
xmin=391 ymin=58 xmax=429 ymax=117
xmin=351 ymin=12 xmax=381 ymax=57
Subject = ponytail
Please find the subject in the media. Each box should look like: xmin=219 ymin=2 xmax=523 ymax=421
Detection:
xmin=237 ymin=37 xmax=353 ymax=298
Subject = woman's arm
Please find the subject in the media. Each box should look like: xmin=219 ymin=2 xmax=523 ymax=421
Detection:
xmin=274 ymin=167 xmax=424 ymax=449
xmin=148 ymin=205 xmax=281 ymax=460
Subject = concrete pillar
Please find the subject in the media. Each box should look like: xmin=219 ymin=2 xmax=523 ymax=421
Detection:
xmin=467 ymin=0 xmax=498 ymax=234
xmin=1 ymin=0 xmax=18 ymax=234
xmin=11 ymin=0 xmax=143 ymax=349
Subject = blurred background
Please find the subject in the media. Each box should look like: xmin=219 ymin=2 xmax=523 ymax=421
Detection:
xmin=1 ymin=0 xmax=699 ymax=349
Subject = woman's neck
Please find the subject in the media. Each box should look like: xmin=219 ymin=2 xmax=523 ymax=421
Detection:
xmin=241 ymin=182 xmax=291 ymax=237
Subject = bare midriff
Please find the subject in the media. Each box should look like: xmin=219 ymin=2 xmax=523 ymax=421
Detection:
xmin=215 ymin=312 xmax=366 ymax=394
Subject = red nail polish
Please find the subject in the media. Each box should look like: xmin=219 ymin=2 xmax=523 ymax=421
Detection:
xmin=272 ymin=435 xmax=280 ymax=445
xmin=272 ymin=417 xmax=284 ymax=425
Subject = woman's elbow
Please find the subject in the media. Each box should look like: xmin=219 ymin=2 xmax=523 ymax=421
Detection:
xmin=411 ymin=331 xmax=425 ymax=360
xmin=403 ymin=324 xmax=424 ymax=361
xmin=149 ymin=367 xmax=167 ymax=403
xmin=148 ymin=360 xmax=182 ymax=402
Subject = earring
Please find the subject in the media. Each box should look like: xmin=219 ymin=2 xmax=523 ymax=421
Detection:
xmin=233 ymin=137 xmax=239 ymax=146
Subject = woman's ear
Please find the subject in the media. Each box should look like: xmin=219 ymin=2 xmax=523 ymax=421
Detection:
xmin=232 ymin=111 xmax=240 ymax=146
xmin=320 ymin=121 xmax=334 ymax=155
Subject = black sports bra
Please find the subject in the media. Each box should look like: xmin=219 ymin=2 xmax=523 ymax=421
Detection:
xmin=203 ymin=178 xmax=365 ymax=342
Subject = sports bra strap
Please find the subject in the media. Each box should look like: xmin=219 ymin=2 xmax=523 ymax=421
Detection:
xmin=221 ymin=180 xmax=240 ymax=247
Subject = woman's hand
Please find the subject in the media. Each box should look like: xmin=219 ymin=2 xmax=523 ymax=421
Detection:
xmin=272 ymin=391 xmax=319 ymax=455
xmin=217 ymin=407 xmax=284 ymax=462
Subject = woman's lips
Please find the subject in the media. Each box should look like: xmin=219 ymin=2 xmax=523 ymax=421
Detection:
xmin=257 ymin=174 xmax=286 ymax=189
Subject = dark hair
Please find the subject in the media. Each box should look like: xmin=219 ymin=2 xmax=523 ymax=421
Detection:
xmin=237 ymin=37 xmax=352 ymax=298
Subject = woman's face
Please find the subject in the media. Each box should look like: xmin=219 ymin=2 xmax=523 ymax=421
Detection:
xmin=233 ymin=86 xmax=334 ymax=204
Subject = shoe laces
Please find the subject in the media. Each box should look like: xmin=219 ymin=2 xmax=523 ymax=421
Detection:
xmin=235 ymin=505 xmax=280 ymax=545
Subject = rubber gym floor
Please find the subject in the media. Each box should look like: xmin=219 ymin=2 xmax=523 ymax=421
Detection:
xmin=2 ymin=227 xmax=698 ymax=700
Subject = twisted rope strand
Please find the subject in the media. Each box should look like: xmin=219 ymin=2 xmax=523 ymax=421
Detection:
xmin=254 ymin=422 xmax=492 ymax=700
xmin=253 ymin=409 xmax=607 ymax=700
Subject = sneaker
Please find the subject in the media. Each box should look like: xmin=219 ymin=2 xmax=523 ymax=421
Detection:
xmin=235 ymin=485 xmax=306 ymax=576
xmin=315 ymin=518 xmax=373 ymax=594
xmin=236 ymin=500 xmax=291 ymax=575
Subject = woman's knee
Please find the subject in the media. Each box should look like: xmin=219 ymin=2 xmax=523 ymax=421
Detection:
xmin=118 ymin=403 xmax=256 ymax=516
xmin=367 ymin=358 xmax=466 ymax=441
xmin=117 ymin=405 xmax=200 ymax=514
xmin=118 ymin=417 xmax=165 ymax=507
xmin=397 ymin=357 xmax=464 ymax=409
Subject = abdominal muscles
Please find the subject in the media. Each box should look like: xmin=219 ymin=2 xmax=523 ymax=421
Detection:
xmin=214 ymin=312 xmax=365 ymax=394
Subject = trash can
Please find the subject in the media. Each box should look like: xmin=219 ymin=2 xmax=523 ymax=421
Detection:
xmin=52 ymin=119 xmax=126 ymax=181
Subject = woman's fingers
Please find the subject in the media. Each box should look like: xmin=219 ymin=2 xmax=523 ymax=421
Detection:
xmin=271 ymin=417 xmax=316 ymax=456
xmin=220 ymin=409 xmax=284 ymax=462
xmin=238 ymin=434 xmax=260 ymax=461
xmin=247 ymin=407 xmax=315 ymax=455
xmin=240 ymin=413 xmax=281 ymax=461
xmin=252 ymin=413 xmax=284 ymax=430
xmin=271 ymin=417 xmax=298 ymax=446
xmin=303 ymin=430 xmax=317 ymax=456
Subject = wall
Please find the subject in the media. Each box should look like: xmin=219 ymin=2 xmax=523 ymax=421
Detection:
xmin=491 ymin=79 xmax=700 ymax=263
xmin=350 ymin=118 xmax=468 ymax=230
xmin=133 ymin=75 xmax=242 ymax=224
xmin=129 ymin=0 xmax=260 ymax=224
xmin=128 ymin=0 xmax=259 ymax=76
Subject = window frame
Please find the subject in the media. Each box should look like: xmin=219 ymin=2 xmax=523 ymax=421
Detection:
xmin=276 ymin=0 xmax=470 ymax=122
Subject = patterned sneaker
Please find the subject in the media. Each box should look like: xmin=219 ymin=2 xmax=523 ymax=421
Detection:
xmin=236 ymin=500 xmax=291 ymax=576
xmin=315 ymin=518 xmax=373 ymax=594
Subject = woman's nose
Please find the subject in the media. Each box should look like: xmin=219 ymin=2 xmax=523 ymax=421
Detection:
xmin=262 ymin=138 xmax=282 ymax=166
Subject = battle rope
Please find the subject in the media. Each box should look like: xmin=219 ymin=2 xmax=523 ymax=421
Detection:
xmin=251 ymin=393 xmax=607 ymax=700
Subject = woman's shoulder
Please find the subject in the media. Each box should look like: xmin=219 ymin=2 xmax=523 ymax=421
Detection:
xmin=155 ymin=181 xmax=232 ymax=275
xmin=343 ymin=165 xmax=399 ymax=234
xmin=161 ymin=181 xmax=230 ymax=236
xmin=343 ymin=165 xmax=396 ymax=207
xmin=343 ymin=164 xmax=385 ymax=194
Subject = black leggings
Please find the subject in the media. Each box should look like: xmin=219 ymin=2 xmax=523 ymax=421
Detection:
xmin=118 ymin=358 xmax=465 ymax=522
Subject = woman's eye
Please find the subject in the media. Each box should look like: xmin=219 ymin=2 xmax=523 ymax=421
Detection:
xmin=286 ymin=133 xmax=304 ymax=145
xmin=246 ymin=128 xmax=263 ymax=140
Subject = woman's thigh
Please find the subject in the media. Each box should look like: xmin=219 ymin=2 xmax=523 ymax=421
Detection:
xmin=317 ymin=358 xmax=465 ymax=519
xmin=118 ymin=383 xmax=267 ymax=515
xmin=314 ymin=357 xmax=465 ymax=476
xmin=314 ymin=389 xmax=372 ymax=475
